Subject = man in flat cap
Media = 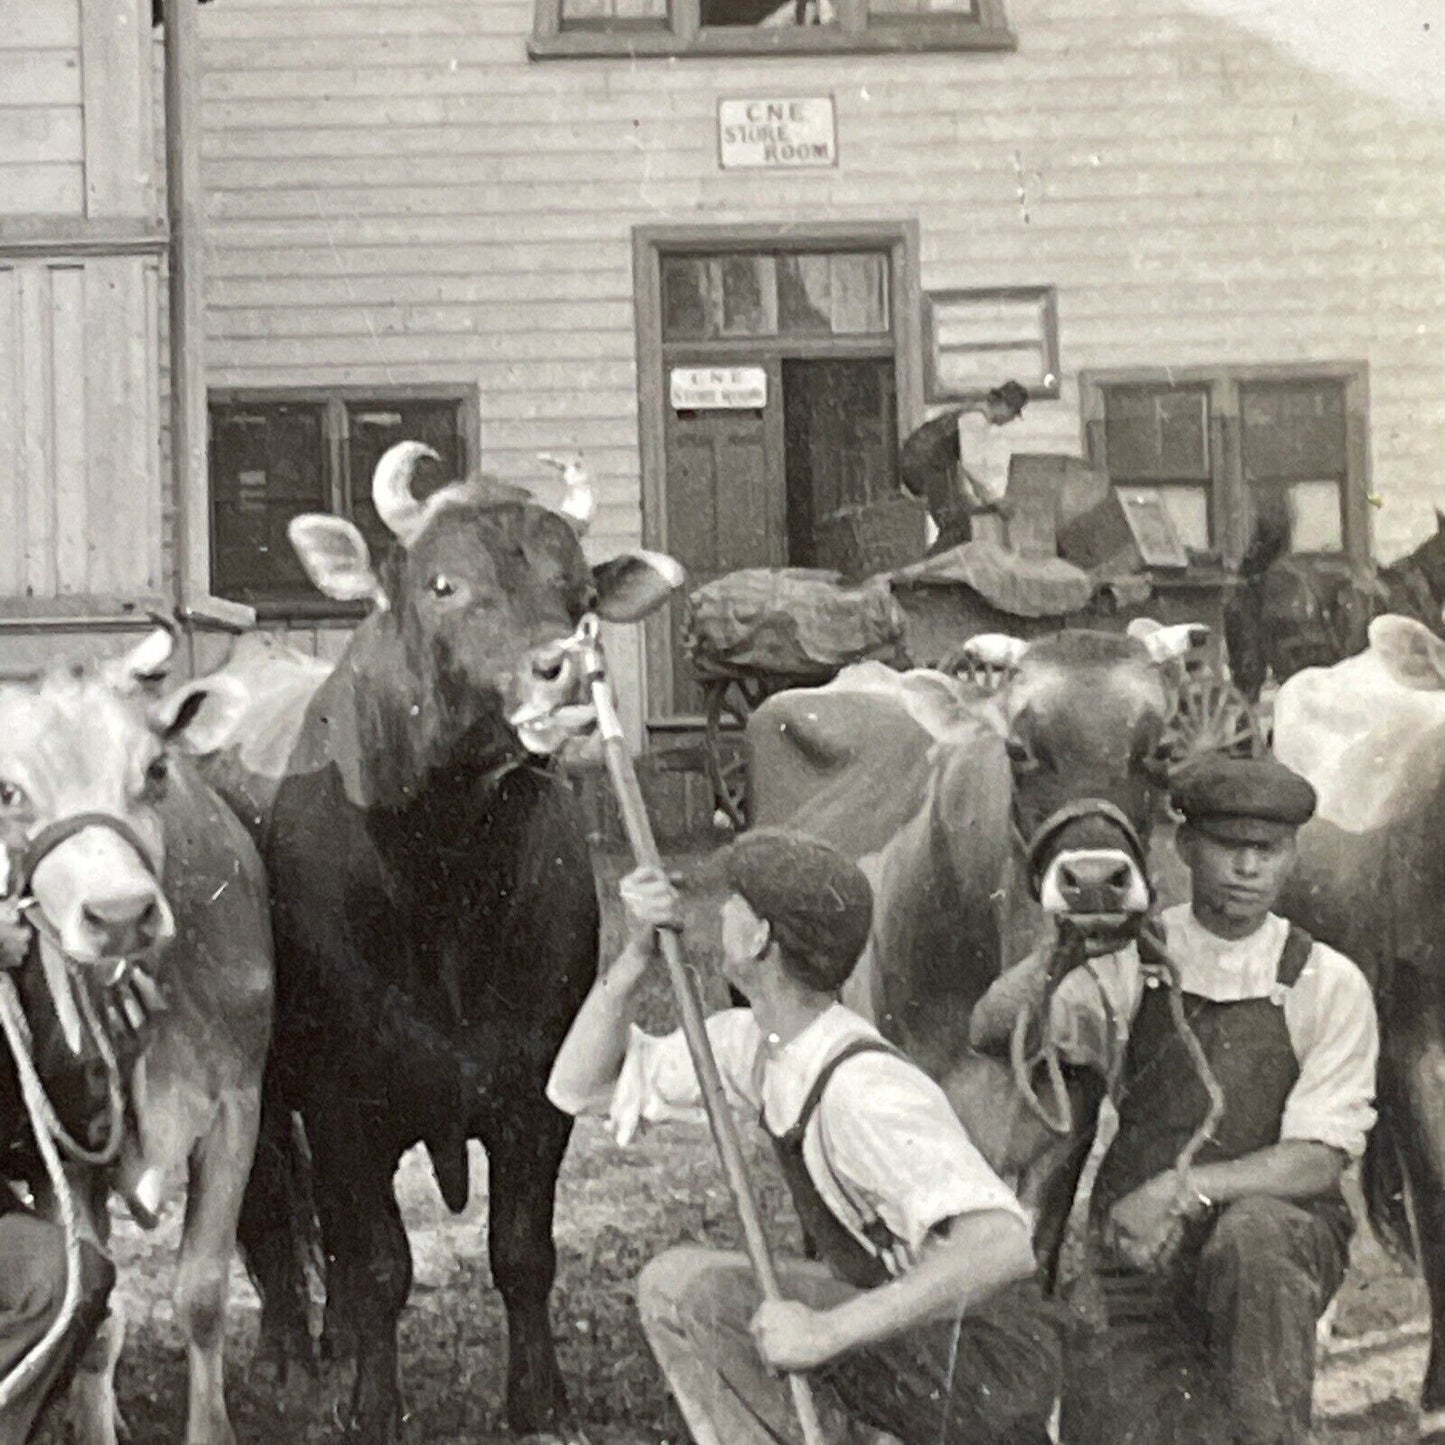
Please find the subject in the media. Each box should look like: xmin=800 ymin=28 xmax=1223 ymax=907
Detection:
xmin=548 ymin=827 xmax=1062 ymax=1444
xmin=972 ymin=755 xmax=1378 ymax=1445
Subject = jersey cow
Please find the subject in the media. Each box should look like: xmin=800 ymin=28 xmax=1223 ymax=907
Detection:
xmin=199 ymin=442 xmax=682 ymax=1444
xmin=0 ymin=628 xmax=271 ymax=1445
xmin=747 ymin=626 xmax=1201 ymax=1251
xmin=1272 ymin=615 xmax=1445 ymax=1441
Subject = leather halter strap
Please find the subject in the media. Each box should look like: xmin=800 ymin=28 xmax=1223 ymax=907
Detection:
xmin=14 ymin=813 xmax=158 ymax=899
xmin=1014 ymin=797 xmax=1148 ymax=896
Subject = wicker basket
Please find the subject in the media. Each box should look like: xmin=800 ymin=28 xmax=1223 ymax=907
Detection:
xmin=813 ymin=495 xmax=930 ymax=581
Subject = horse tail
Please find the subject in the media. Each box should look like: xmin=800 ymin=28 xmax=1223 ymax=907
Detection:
xmin=237 ymin=1058 xmax=323 ymax=1372
xmin=1363 ymin=972 xmax=1418 ymax=1265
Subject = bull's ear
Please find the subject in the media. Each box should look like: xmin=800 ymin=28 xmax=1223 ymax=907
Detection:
xmin=1368 ymin=615 xmax=1445 ymax=690
xmin=288 ymin=515 xmax=385 ymax=605
xmin=592 ymin=550 xmax=686 ymax=624
xmin=150 ymin=675 xmax=250 ymax=756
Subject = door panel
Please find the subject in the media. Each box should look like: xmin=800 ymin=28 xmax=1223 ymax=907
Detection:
xmin=663 ymin=393 xmax=783 ymax=714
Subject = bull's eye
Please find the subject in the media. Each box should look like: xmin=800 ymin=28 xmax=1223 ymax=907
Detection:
xmin=0 ymin=781 xmax=23 ymax=810
xmin=429 ymin=574 xmax=457 ymax=600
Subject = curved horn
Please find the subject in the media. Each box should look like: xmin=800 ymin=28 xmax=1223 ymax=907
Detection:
xmin=372 ymin=440 xmax=438 ymax=542
xmin=539 ymin=452 xmax=595 ymax=537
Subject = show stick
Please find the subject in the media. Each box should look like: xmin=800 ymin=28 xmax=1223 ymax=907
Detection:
xmin=582 ymin=634 xmax=828 ymax=1445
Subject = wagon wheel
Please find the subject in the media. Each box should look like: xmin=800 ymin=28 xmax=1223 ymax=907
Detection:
xmin=1167 ymin=673 xmax=1265 ymax=766
xmin=703 ymin=676 xmax=769 ymax=830
xmin=936 ymin=642 xmax=1013 ymax=693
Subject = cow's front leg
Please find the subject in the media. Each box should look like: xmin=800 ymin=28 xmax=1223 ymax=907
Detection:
xmin=175 ymin=1090 xmax=261 ymax=1445
xmin=64 ymin=1173 xmax=126 ymax=1445
xmin=310 ymin=1117 xmax=410 ymax=1444
xmin=479 ymin=1090 xmax=575 ymax=1439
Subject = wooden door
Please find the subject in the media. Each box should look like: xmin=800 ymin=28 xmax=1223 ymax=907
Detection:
xmin=662 ymin=382 xmax=784 ymax=714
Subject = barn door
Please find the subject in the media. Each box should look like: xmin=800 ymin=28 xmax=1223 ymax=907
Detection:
xmin=662 ymin=372 xmax=784 ymax=714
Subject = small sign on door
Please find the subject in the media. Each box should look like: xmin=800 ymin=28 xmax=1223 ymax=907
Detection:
xmin=717 ymin=97 xmax=838 ymax=170
xmin=670 ymin=366 xmax=768 ymax=411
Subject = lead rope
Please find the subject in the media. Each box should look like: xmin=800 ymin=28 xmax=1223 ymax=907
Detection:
xmin=0 ymin=973 xmax=86 ymax=1413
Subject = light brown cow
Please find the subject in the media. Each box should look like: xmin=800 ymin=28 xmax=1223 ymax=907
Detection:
xmin=0 ymin=629 xmax=270 ymax=1445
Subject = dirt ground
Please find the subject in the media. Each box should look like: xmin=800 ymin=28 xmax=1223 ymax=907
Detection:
xmin=33 ymin=846 xmax=1432 ymax=1444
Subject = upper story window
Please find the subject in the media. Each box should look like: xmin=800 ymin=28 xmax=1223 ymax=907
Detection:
xmin=1080 ymin=365 xmax=1370 ymax=568
xmin=531 ymin=0 xmax=1012 ymax=58
xmin=209 ymin=390 xmax=472 ymax=615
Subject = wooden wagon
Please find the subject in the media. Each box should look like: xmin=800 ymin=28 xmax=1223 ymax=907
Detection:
xmin=685 ymin=550 xmax=1262 ymax=829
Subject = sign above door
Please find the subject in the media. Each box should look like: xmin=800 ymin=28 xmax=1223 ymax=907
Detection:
xmin=670 ymin=365 xmax=769 ymax=410
xmin=717 ymin=97 xmax=838 ymax=170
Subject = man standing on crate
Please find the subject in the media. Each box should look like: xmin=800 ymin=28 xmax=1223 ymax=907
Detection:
xmin=547 ymin=829 xmax=1063 ymax=1445
xmin=899 ymin=380 xmax=1029 ymax=554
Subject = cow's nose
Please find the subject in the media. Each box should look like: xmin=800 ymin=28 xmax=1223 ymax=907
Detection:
xmin=80 ymin=891 xmax=163 ymax=956
xmin=1052 ymin=853 xmax=1141 ymax=915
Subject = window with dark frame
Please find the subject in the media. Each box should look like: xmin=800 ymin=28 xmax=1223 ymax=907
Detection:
xmin=533 ymin=0 xmax=1010 ymax=57
xmin=209 ymin=392 xmax=470 ymax=611
xmin=1081 ymin=367 xmax=1367 ymax=567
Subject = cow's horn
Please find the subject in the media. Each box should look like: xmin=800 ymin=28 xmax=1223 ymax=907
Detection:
xmin=373 ymin=440 xmax=437 ymax=542
xmin=540 ymin=452 xmax=595 ymax=537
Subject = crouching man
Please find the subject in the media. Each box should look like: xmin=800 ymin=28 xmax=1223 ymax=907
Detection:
xmin=547 ymin=828 xmax=1062 ymax=1445
xmin=972 ymin=757 xmax=1378 ymax=1445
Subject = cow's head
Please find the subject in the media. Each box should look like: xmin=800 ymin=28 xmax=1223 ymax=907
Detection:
xmin=0 ymin=628 xmax=246 ymax=966
xmin=957 ymin=623 xmax=1203 ymax=937
xmin=287 ymin=442 xmax=683 ymax=790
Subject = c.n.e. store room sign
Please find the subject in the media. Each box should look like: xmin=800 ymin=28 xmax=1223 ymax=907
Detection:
xmin=717 ymin=97 xmax=838 ymax=170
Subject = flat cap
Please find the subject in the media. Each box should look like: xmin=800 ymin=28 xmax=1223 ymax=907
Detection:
xmin=716 ymin=828 xmax=873 ymax=994
xmin=1171 ymin=755 xmax=1317 ymax=844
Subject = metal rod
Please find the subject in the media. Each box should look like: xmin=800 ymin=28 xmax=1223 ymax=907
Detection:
xmin=586 ymin=668 xmax=827 ymax=1445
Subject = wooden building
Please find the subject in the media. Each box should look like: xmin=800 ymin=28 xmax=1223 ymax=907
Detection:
xmin=2 ymin=0 xmax=1442 ymax=753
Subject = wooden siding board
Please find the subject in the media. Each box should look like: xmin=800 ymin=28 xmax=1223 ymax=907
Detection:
xmin=0 ymin=164 xmax=85 ymax=214
xmin=18 ymin=266 xmax=55 ymax=598
xmin=0 ymin=108 xmax=84 ymax=166
xmin=0 ymin=269 xmax=20 ymax=593
xmin=50 ymin=265 xmax=88 ymax=594
xmin=0 ymin=0 xmax=81 ymax=49
xmin=0 ymin=51 xmax=82 ymax=108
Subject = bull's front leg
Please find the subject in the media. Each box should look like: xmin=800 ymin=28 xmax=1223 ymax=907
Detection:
xmin=478 ymin=1085 xmax=577 ymax=1440
xmin=309 ymin=1112 xmax=410 ymax=1444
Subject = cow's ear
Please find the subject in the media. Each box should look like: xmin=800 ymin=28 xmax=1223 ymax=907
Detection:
xmin=1368 ymin=615 xmax=1445 ymax=690
xmin=288 ymin=515 xmax=386 ymax=605
xmin=104 ymin=624 xmax=177 ymax=696
xmin=150 ymin=675 xmax=250 ymax=755
xmin=592 ymin=550 xmax=686 ymax=624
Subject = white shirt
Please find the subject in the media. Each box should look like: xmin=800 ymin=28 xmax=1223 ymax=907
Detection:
xmin=1045 ymin=904 xmax=1379 ymax=1160
xmin=550 ymin=1002 xmax=1028 ymax=1274
xmin=957 ymin=411 xmax=1013 ymax=508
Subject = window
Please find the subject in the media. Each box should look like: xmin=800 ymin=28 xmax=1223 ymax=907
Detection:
xmin=1080 ymin=366 xmax=1369 ymax=567
xmin=661 ymin=249 xmax=890 ymax=341
xmin=532 ymin=0 xmax=1011 ymax=57
xmin=209 ymin=391 xmax=473 ymax=612
xmin=925 ymin=287 xmax=1060 ymax=402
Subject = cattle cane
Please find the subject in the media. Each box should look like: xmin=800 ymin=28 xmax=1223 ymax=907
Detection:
xmin=579 ymin=633 xmax=829 ymax=1445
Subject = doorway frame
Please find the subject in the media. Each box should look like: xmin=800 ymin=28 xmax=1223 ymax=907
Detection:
xmin=632 ymin=219 xmax=924 ymax=728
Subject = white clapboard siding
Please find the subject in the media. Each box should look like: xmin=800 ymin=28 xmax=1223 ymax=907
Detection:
xmin=0 ymin=256 xmax=163 ymax=602
xmin=0 ymin=0 xmax=84 ymax=216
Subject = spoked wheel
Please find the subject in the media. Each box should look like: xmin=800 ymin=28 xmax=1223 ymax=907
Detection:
xmin=936 ymin=643 xmax=1014 ymax=693
xmin=1167 ymin=672 xmax=1266 ymax=766
xmin=702 ymin=675 xmax=770 ymax=830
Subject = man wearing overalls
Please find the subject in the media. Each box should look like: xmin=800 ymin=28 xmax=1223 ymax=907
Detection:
xmin=972 ymin=755 xmax=1378 ymax=1445
xmin=548 ymin=828 xmax=1063 ymax=1444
